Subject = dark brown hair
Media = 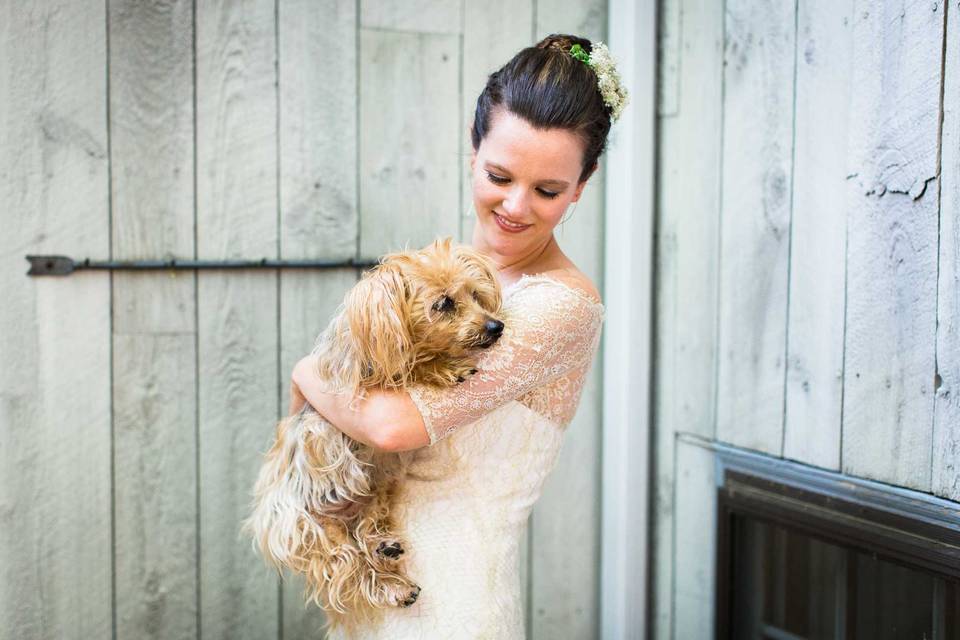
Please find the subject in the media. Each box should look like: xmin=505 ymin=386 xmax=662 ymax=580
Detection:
xmin=470 ymin=34 xmax=613 ymax=184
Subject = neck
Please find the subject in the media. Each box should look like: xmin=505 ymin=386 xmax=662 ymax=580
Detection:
xmin=472 ymin=229 xmax=560 ymax=282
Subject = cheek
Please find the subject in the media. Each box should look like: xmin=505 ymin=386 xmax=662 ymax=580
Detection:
xmin=472 ymin=179 xmax=499 ymax=209
xmin=542 ymin=200 xmax=567 ymax=223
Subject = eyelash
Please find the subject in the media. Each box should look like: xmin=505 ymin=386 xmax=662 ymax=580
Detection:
xmin=485 ymin=172 xmax=560 ymax=199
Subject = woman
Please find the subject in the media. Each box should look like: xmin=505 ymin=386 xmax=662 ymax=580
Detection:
xmin=290 ymin=33 xmax=626 ymax=638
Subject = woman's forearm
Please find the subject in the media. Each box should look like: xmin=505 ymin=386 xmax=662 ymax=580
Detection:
xmin=291 ymin=356 xmax=430 ymax=451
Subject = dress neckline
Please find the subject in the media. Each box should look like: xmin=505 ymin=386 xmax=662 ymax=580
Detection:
xmin=502 ymin=272 xmax=605 ymax=310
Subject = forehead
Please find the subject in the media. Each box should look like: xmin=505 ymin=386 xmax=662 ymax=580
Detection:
xmin=478 ymin=110 xmax=584 ymax=181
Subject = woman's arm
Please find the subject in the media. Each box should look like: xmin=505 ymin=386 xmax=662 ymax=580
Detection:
xmin=291 ymin=355 xmax=431 ymax=452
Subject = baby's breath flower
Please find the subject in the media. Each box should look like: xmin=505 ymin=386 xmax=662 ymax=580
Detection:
xmin=569 ymin=41 xmax=630 ymax=123
xmin=588 ymin=42 xmax=629 ymax=122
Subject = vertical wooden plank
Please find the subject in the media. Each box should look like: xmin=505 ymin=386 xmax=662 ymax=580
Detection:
xmin=360 ymin=0 xmax=460 ymax=34
xmin=716 ymin=0 xmax=796 ymax=455
xmin=934 ymin=0 xmax=960 ymax=501
xmin=194 ymin=1 xmax=279 ymax=638
xmin=112 ymin=332 xmax=197 ymax=639
xmin=358 ymin=28 xmax=460 ymax=257
xmin=652 ymin=0 xmax=723 ymax=636
xmin=529 ymin=5 xmax=607 ymax=639
xmin=841 ymin=0 xmax=943 ymax=490
xmin=461 ymin=0 xmax=533 ymax=243
xmin=672 ymin=437 xmax=716 ymax=639
xmin=279 ymin=0 xmax=358 ymax=264
xmin=0 ymin=3 xmax=112 ymax=638
xmin=108 ymin=1 xmax=198 ymax=638
xmin=278 ymin=0 xmax=359 ymax=635
xmin=782 ymin=0 xmax=854 ymax=470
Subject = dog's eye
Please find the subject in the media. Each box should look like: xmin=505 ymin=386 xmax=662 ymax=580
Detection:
xmin=471 ymin=290 xmax=481 ymax=303
xmin=432 ymin=295 xmax=455 ymax=314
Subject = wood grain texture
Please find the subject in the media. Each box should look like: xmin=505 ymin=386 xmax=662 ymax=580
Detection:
xmin=279 ymin=0 xmax=357 ymax=263
xmin=716 ymin=0 xmax=796 ymax=455
xmin=782 ymin=0 xmax=854 ymax=470
xmin=108 ymin=1 xmax=198 ymax=638
xmin=840 ymin=0 xmax=943 ymax=490
xmin=672 ymin=436 xmax=716 ymax=640
xmin=651 ymin=0 xmax=723 ymax=636
xmin=360 ymin=0 xmax=461 ymax=35
xmin=359 ymin=28 xmax=460 ymax=257
xmin=528 ymin=4 xmax=607 ymax=638
xmin=113 ymin=333 xmax=198 ymax=640
xmin=277 ymin=1 xmax=359 ymax=634
xmin=194 ymin=1 xmax=280 ymax=638
xmin=460 ymin=0 xmax=533 ymax=244
xmin=934 ymin=0 xmax=960 ymax=501
xmin=0 ymin=4 xmax=112 ymax=638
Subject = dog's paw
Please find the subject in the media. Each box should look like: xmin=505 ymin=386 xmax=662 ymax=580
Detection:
xmin=456 ymin=368 xmax=479 ymax=383
xmin=400 ymin=585 xmax=421 ymax=607
xmin=376 ymin=540 xmax=404 ymax=559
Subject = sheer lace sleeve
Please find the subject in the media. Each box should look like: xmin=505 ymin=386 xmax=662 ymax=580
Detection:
xmin=406 ymin=276 xmax=604 ymax=445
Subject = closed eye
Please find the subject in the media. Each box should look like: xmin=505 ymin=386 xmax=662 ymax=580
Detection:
xmin=432 ymin=295 xmax=455 ymax=314
xmin=485 ymin=172 xmax=560 ymax=199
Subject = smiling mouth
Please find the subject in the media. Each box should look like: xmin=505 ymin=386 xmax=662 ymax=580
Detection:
xmin=493 ymin=212 xmax=531 ymax=231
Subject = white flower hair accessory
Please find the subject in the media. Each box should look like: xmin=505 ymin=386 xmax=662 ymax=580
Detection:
xmin=569 ymin=42 xmax=629 ymax=123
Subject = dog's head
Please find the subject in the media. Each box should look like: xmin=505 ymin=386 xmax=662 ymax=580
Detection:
xmin=338 ymin=237 xmax=504 ymax=390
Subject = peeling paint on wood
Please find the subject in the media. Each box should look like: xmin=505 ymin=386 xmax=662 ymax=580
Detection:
xmin=841 ymin=0 xmax=944 ymax=491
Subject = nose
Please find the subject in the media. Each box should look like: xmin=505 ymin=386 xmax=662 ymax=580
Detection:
xmin=484 ymin=319 xmax=504 ymax=339
xmin=502 ymin=187 xmax=529 ymax=217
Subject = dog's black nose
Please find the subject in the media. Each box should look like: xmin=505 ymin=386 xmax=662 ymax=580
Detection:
xmin=484 ymin=319 xmax=504 ymax=338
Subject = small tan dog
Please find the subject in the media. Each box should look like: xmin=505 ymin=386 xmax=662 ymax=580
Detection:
xmin=242 ymin=238 xmax=504 ymax=631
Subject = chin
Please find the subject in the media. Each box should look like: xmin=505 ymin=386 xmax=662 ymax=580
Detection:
xmin=482 ymin=226 xmax=530 ymax=254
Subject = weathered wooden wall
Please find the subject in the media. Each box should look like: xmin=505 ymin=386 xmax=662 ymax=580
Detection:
xmin=653 ymin=0 xmax=959 ymax=637
xmin=0 ymin=1 xmax=607 ymax=638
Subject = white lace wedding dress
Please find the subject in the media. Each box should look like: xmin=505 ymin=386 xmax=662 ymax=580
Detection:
xmin=327 ymin=274 xmax=604 ymax=639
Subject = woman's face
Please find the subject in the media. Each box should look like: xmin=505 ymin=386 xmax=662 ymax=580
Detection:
xmin=470 ymin=108 xmax=592 ymax=260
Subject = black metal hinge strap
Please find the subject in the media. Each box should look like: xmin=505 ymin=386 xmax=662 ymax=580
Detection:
xmin=25 ymin=255 xmax=379 ymax=276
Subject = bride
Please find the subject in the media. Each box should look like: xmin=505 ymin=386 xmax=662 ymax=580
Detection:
xmin=289 ymin=33 xmax=627 ymax=639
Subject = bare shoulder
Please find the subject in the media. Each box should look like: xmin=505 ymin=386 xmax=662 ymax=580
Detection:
xmin=539 ymin=267 xmax=602 ymax=306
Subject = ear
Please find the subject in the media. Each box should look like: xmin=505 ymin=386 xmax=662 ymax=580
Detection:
xmin=571 ymin=162 xmax=598 ymax=202
xmin=470 ymin=146 xmax=477 ymax=173
xmin=452 ymin=244 xmax=502 ymax=309
xmin=343 ymin=262 xmax=412 ymax=388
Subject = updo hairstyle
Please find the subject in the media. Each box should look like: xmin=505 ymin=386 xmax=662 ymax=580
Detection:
xmin=470 ymin=34 xmax=612 ymax=184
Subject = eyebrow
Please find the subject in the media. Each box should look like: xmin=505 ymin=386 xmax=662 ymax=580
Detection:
xmin=484 ymin=162 xmax=570 ymax=188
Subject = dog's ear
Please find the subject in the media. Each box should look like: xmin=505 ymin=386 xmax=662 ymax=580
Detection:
xmin=452 ymin=244 xmax=502 ymax=310
xmin=343 ymin=261 xmax=413 ymax=389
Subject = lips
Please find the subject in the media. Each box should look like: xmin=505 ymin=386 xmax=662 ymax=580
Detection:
xmin=493 ymin=212 xmax=531 ymax=233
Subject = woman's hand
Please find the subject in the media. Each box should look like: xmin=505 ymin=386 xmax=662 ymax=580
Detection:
xmin=289 ymin=354 xmax=431 ymax=452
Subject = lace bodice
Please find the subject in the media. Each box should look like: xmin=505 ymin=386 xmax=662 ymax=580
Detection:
xmin=408 ymin=274 xmax=604 ymax=443
xmin=327 ymin=274 xmax=604 ymax=639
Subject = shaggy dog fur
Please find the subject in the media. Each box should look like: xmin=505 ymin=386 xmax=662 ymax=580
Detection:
xmin=242 ymin=238 xmax=504 ymax=632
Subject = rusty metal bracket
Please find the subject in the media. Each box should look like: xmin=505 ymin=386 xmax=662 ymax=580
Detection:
xmin=25 ymin=255 xmax=378 ymax=276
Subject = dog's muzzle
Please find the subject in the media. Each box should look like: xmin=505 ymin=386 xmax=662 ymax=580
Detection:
xmin=478 ymin=319 xmax=504 ymax=348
